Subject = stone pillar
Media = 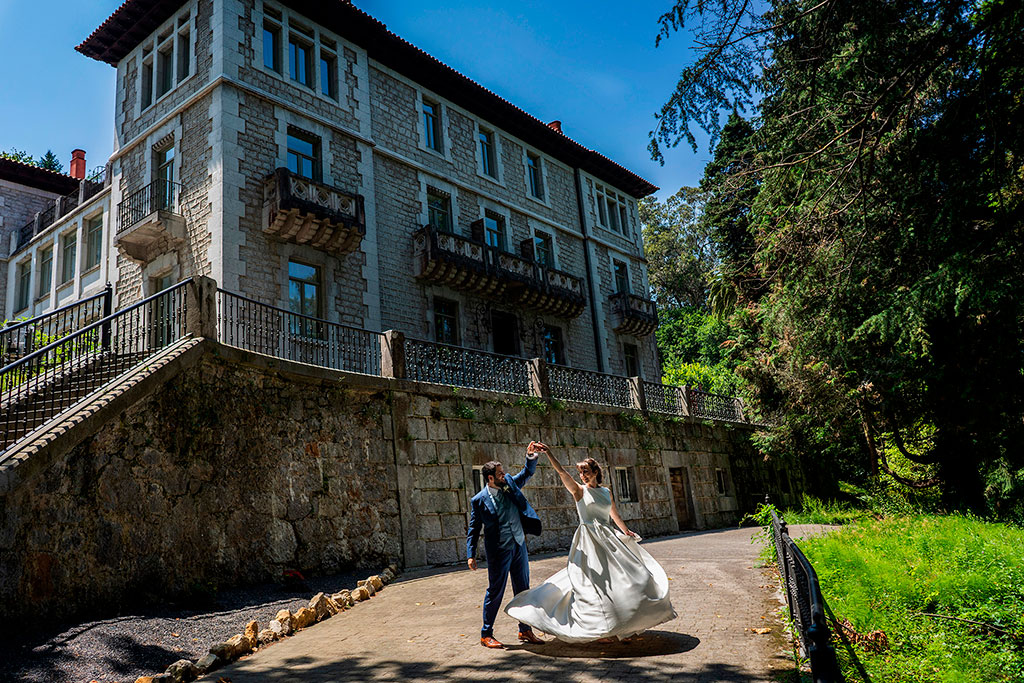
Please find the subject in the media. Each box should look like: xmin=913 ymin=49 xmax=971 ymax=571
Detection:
xmin=528 ymin=357 xmax=549 ymax=399
xmin=382 ymin=330 xmax=406 ymax=379
xmin=186 ymin=275 xmax=218 ymax=340
xmin=628 ymin=376 xmax=647 ymax=413
xmin=679 ymin=385 xmax=692 ymax=417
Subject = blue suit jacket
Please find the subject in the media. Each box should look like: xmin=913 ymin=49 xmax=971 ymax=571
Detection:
xmin=467 ymin=456 xmax=542 ymax=560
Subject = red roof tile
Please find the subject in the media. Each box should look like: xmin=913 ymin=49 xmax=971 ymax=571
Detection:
xmin=0 ymin=158 xmax=81 ymax=195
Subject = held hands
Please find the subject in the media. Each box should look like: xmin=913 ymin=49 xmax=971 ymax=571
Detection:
xmin=527 ymin=441 xmax=550 ymax=459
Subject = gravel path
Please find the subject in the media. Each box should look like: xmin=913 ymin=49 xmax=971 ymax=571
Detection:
xmin=0 ymin=570 xmax=363 ymax=683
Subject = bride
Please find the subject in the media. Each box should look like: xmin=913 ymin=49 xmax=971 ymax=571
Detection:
xmin=505 ymin=443 xmax=677 ymax=643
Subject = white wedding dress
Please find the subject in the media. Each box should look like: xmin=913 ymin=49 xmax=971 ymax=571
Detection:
xmin=505 ymin=485 xmax=677 ymax=642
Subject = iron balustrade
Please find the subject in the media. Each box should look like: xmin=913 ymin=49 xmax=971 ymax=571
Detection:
xmin=771 ymin=511 xmax=844 ymax=683
xmin=609 ymin=291 xmax=659 ymax=336
xmin=0 ymin=286 xmax=112 ymax=369
xmin=405 ymin=338 xmax=532 ymax=395
xmin=13 ymin=181 xmax=104 ymax=255
xmin=548 ymin=365 xmax=633 ymax=409
xmin=643 ymin=380 xmax=686 ymax=415
xmin=0 ymin=280 xmax=191 ymax=456
xmin=216 ymin=289 xmax=383 ymax=376
xmin=117 ymin=179 xmax=182 ymax=233
xmin=690 ymin=388 xmax=745 ymax=422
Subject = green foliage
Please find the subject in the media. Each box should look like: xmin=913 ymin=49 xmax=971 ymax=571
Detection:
xmin=639 ymin=187 xmax=716 ymax=307
xmin=37 ymin=150 xmax=63 ymax=172
xmin=453 ymin=402 xmax=475 ymax=420
xmin=740 ymin=501 xmax=781 ymax=565
xmin=802 ymin=516 xmax=1024 ymax=682
xmin=0 ymin=148 xmax=36 ymax=165
xmin=779 ymin=494 xmax=866 ymax=525
xmin=656 ymin=306 xmax=741 ymax=395
xmin=515 ymin=396 xmax=549 ymax=416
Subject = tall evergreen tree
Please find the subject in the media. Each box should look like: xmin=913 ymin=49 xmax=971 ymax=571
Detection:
xmin=37 ymin=150 xmax=63 ymax=172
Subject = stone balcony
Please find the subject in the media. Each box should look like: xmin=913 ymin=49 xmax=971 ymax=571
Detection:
xmin=115 ymin=179 xmax=186 ymax=263
xmin=262 ymin=168 xmax=365 ymax=255
xmin=609 ymin=291 xmax=658 ymax=337
xmin=413 ymin=225 xmax=586 ymax=319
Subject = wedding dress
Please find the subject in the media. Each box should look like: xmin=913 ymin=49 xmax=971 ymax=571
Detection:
xmin=504 ymin=485 xmax=677 ymax=642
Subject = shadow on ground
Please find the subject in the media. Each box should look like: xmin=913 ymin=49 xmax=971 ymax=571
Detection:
xmin=513 ymin=630 xmax=700 ymax=659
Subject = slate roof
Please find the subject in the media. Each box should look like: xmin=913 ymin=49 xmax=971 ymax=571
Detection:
xmin=0 ymin=158 xmax=81 ymax=195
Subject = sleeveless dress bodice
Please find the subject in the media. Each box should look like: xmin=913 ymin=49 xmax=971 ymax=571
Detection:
xmin=505 ymin=485 xmax=677 ymax=642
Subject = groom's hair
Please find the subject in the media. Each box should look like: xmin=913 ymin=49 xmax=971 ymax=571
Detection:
xmin=481 ymin=460 xmax=501 ymax=483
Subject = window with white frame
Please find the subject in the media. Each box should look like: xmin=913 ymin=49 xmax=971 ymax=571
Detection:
xmin=526 ymin=153 xmax=544 ymax=200
xmin=84 ymin=215 xmax=103 ymax=270
xmin=288 ymin=23 xmax=314 ymax=88
xmin=60 ymin=232 xmax=77 ymax=285
xmin=15 ymin=260 xmax=31 ymax=312
xmin=263 ymin=8 xmax=282 ymax=71
xmin=288 ymin=260 xmax=322 ymax=338
xmin=139 ymin=11 xmax=192 ymax=110
xmin=261 ymin=3 xmax=341 ymax=103
xmin=423 ymin=98 xmax=442 ymax=153
xmin=479 ymin=128 xmax=497 ymax=178
xmin=595 ymin=184 xmax=629 ymax=235
xmin=427 ymin=187 xmax=452 ymax=233
xmin=287 ymin=127 xmax=321 ymax=181
xmin=615 ymin=467 xmax=637 ymax=502
xmin=533 ymin=231 xmax=554 ymax=268
xmin=38 ymin=247 xmax=53 ymax=299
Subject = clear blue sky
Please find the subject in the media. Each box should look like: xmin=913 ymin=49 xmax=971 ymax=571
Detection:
xmin=0 ymin=0 xmax=710 ymax=198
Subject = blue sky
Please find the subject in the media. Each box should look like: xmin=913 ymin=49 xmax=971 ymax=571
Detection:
xmin=0 ymin=0 xmax=710 ymax=197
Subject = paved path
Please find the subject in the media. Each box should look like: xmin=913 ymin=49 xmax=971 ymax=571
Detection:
xmin=211 ymin=528 xmax=796 ymax=682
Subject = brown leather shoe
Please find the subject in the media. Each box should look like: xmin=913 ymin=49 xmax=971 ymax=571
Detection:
xmin=518 ymin=630 xmax=545 ymax=644
xmin=480 ymin=636 xmax=504 ymax=648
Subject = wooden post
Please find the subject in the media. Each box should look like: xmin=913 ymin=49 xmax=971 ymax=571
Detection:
xmin=382 ymin=330 xmax=406 ymax=379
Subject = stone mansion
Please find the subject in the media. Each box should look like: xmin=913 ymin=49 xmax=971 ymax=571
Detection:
xmin=2 ymin=0 xmax=661 ymax=380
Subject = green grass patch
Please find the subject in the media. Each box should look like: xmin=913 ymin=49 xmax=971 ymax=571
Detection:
xmin=800 ymin=515 xmax=1024 ymax=682
xmin=780 ymin=494 xmax=867 ymax=525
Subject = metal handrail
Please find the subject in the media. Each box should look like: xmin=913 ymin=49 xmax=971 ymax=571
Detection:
xmin=1 ymin=286 xmax=113 ymax=372
xmin=117 ymin=179 xmax=182 ymax=233
xmin=0 ymin=286 xmax=109 ymax=337
xmin=405 ymin=337 xmax=532 ymax=395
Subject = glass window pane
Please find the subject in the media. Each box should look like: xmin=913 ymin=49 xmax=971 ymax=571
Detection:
xmin=289 ymin=261 xmax=317 ymax=281
xmin=263 ymin=26 xmax=278 ymax=70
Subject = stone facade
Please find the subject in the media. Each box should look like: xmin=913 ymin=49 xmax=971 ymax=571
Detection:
xmin=0 ymin=341 xmax=791 ymax=629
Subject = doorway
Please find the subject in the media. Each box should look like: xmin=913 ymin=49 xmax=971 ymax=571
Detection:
xmin=669 ymin=467 xmax=697 ymax=530
xmin=491 ymin=310 xmax=519 ymax=356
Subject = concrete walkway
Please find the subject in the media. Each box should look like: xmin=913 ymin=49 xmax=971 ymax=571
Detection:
xmin=210 ymin=527 xmax=795 ymax=682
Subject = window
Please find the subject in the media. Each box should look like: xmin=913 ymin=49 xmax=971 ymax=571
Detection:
xmin=542 ymin=325 xmax=564 ymax=365
xmin=479 ymin=129 xmax=497 ymax=178
xmin=433 ymin=297 xmax=460 ymax=345
xmin=596 ymin=185 xmax=629 ymax=234
xmin=320 ymin=49 xmax=337 ymax=99
xmin=526 ymin=153 xmax=544 ymax=199
xmin=624 ymin=343 xmax=640 ymax=377
xmin=84 ymin=216 xmax=103 ymax=270
xmin=423 ymin=99 xmax=442 ymax=152
xmin=60 ymin=232 xmax=77 ymax=285
xmin=153 ymin=272 xmax=175 ymax=292
xmin=483 ymin=211 xmax=505 ymax=250
xmin=287 ymin=128 xmax=320 ymax=181
xmin=15 ymin=261 xmax=30 ymax=312
xmin=289 ymin=33 xmax=313 ymax=87
xmin=615 ymin=467 xmax=637 ymax=502
xmin=716 ymin=468 xmax=729 ymax=496
xmin=38 ymin=247 xmax=53 ymax=299
xmin=613 ymin=259 xmax=629 ymax=294
xmin=154 ymin=146 xmax=175 ymax=209
xmin=426 ymin=187 xmax=452 ymax=233
xmin=288 ymin=260 xmax=321 ymax=337
xmin=491 ymin=311 xmax=519 ymax=356
xmin=533 ymin=232 xmax=553 ymax=268
xmin=263 ymin=20 xmax=281 ymax=71
xmin=472 ymin=467 xmax=485 ymax=494
xmin=138 ymin=12 xmax=191 ymax=109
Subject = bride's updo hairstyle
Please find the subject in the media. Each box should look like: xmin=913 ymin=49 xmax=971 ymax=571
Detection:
xmin=576 ymin=457 xmax=603 ymax=484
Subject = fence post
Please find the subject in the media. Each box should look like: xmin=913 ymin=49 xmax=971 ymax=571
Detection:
xmin=382 ymin=330 xmax=406 ymax=379
xmin=679 ymin=384 xmax=692 ymax=416
xmin=734 ymin=397 xmax=746 ymax=422
xmin=185 ymin=275 xmax=218 ymax=340
xmin=628 ymin=376 xmax=646 ymax=413
xmin=528 ymin=357 xmax=549 ymax=399
xmin=100 ymin=283 xmax=113 ymax=351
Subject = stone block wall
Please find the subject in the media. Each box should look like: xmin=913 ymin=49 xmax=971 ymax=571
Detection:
xmin=0 ymin=181 xmax=60 ymax=319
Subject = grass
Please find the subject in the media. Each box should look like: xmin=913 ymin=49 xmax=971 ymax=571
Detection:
xmin=780 ymin=494 xmax=867 ymax=525
xmin=799 ymin=515 xmax=1024 ymax=683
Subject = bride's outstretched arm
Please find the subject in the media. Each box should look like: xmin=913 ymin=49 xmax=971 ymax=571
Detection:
xmin=539 ymin=443 xmax=583 ymax=501
xmin=609 ymin=491 xmax=637 ymax=537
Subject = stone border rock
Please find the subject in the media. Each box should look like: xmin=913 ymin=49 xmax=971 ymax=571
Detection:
xmin=132 ymin=564 xmax=399 ymax=683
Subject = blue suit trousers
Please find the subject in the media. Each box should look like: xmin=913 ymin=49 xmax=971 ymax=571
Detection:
xmin=481 ymin=540 xmax=530 ymax=638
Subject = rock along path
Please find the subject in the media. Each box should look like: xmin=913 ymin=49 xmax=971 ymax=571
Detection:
xmin=212 ymin=527 xmax=797 ymax=683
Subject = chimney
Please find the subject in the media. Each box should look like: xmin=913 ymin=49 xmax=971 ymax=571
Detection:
xmin=547 ymin=120 xmax=562 ymax=134
xmin=70 ymin=149 xmax=86 ymax=180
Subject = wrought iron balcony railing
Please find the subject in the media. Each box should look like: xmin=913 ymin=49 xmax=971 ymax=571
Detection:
xmin=413 ymin=224 xmax=586 ymax=318
xmin=609 ymin=291 xmax=658 ymax=337
xmin=117 ymin=179 xmax=181 ymax=233
xmin=13 ymin=181 xmax=104 ymax=256
xmin=262 ymin=168 xmax=365 ymax=255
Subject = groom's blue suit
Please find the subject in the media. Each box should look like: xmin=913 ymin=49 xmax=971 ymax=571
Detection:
xmin=467 ymin=455 xmax=542 ymax=638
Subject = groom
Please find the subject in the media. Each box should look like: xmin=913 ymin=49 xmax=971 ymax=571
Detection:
xmin=466 ymin=442 xmax=546 ymax=648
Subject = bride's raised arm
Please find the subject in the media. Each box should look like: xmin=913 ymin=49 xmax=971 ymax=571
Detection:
xmin=609 ymin=490 xmax=637 ymax=537
xmin=537 ymin=443 xmax=583 ymax=501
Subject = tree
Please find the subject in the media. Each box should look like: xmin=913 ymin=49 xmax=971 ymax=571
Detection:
xmin=37 ymin=150 xmax=63 ymax=172
xmin=654 ymin=0 xmax=1024 ymax=514
xmin=639 ymin=187 xmax=716 ymax=308
xmin=1 ymin=149 xmax=36 ymax=165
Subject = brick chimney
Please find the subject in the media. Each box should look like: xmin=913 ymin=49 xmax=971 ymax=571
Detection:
xmin=70 ymin=149 xmax=86 ymax=180
xmin=547 ymin=120 xmax=562 ymax=134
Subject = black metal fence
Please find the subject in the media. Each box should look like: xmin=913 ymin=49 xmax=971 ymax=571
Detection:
xmin=771 ymin=510 xmax=844 ymax=682
xmin=0 ymin=281 xmax=190 ymax=455
xmin=216 ymin=289 xmax=383 ymax=376
xmin=14 ymin=181 xmax=104 ymax=255
xmin=0 ymin=287 xmax=112 ymax=368
xmin=405 ymin=337 xmax=532 ymax=394
xmin=117 ymin=179 xmax=181 ymax=233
